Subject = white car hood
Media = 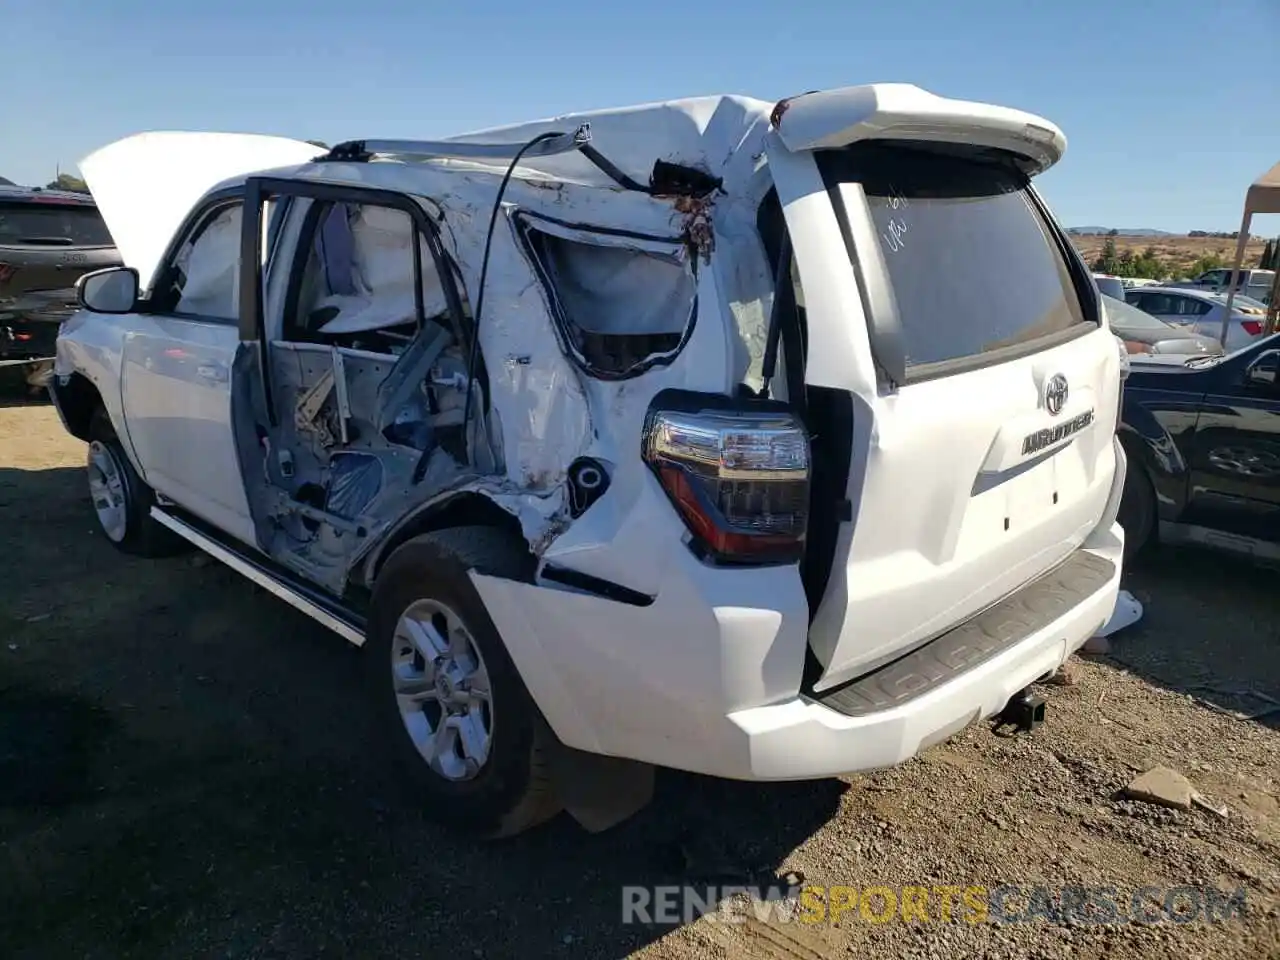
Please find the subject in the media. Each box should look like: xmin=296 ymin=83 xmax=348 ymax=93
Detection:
xmin=78 ymin=131 xmax=321 ymax=291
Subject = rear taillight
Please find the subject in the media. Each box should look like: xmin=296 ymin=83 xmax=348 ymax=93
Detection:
xmin=1115 ymin=335 xmax=1131 ymax=381
xmin=1241 ymin=320 xmax=1264 ymax=337
xmin=643 ymin=399 xmax=810 ymax=564
xmin=0 ymin=263 xmax=16 ymax=283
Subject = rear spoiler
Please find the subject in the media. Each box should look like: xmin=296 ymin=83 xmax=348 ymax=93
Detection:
xmin=770 ymin=83 xmax=1066 ymax=176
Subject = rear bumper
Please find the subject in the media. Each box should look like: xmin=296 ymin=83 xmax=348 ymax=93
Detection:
xmin=479 ymin=525 xmax=1122 ymax=781
xmin=474 ymin=458 xmax=1127 ymax=782
xmin=725 ymin=525 xmax=1122 ymax=779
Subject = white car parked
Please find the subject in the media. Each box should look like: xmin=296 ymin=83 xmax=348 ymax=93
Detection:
xmin=52 ymin=84 xmax=1127 ymax=837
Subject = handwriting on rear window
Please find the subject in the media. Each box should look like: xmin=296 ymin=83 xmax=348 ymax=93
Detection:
xmin=880 ymin=187 xmax=909 ymax=253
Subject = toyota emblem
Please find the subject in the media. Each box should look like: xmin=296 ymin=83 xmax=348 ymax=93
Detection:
xmin=1044 ymin=374 xmax=1069 ymax=416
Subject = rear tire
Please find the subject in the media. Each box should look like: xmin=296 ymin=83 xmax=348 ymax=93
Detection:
xmin=86 ymin=409 xmax=188 ymax=557
xmin=366 ymin=526 xmax=561 ymax=838
xmin=1118 ymin=459 xmax=1156 ymax=562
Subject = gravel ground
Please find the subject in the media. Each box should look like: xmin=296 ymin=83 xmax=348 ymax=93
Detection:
xmin=1 ymin=391 xmax=1277 ymax=960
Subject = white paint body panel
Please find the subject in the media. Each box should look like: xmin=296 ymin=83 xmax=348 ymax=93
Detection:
xmin=119 ymin=317 xmax=256 ymax=545
xmin=54 ymin=311 xmax=137 ymax=463
xmin=773 ymin=83 xmax=1065 ymax=175
xmin=764 ymin=134 xmax=1121 ymax=689
xmin=476 ymin=523 xmax=1123 ymax=779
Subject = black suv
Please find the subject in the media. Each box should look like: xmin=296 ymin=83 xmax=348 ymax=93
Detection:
xmin=1 ymin=185 xmax=121 ymax=390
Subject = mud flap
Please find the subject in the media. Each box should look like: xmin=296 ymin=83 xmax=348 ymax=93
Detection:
xmin=473 ymin=570 xmax=657 ymax=831
xmin=540 ymin=720 xmax=655 ymax=833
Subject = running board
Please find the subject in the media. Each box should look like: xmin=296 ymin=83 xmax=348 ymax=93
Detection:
xmin=150 ymin=507 xmax=367 ymax=646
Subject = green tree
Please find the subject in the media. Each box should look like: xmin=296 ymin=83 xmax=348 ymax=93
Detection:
xmin=1132 ymin=246 xmax=1168 ymax=280
xmin=1092 ymin=236 xmax=1120 ymax=274
xmin=45 ymin=173 xmax=88 ymax=193
xmin=1188 ymin=252 xmax=1229 ymax=277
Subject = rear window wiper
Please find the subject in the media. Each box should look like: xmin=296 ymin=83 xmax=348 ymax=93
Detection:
xmin=16 ymin=236 xmax=75 ymax=246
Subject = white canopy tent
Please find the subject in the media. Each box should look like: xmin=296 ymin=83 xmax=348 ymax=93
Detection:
xmin=1222 ymin=159 xmax=1280 ymax=341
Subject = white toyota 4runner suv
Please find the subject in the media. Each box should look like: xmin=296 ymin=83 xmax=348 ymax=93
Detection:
xmin=52 ymin=84 xmax=1127 ymax=838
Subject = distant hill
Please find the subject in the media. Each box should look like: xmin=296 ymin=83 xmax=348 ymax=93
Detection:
xmin=1068 ymin=226 xmax=1176 ymax=237
xmin=1070 ymin=233 xmax=1267 ymax=278
xmin=0 ymin=174 xmax=90 ymax=192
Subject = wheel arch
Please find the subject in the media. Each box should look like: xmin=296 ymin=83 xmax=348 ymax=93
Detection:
xmin=1116 ymin=418 xmax=1185 ymax=522
xmin=51 ymin=371 xmax=107 ymax=442
xmin=360 ymin=490 xmax=530 ymax=587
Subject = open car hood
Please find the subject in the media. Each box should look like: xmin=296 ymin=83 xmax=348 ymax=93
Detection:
xmin=78 ymin=131 xmax=321 ymax=291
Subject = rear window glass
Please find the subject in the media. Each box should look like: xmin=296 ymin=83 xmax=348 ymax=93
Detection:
xmin=816 ymin=142 xmax=1089 ymax=372
xmin=1093 ymin=276 xmax=1126 ymax=299
xmin=0 ymin=200 xmax=114 ymax=247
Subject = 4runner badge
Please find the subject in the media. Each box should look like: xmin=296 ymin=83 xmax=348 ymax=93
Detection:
xmin=1044 ymin=374 xmax=1068 ymax=416
xmin=1022 ymin=409 xmax=1094 ymax=456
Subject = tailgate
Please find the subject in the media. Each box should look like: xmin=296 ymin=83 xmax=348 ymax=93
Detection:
xmin=764 ymin=119 xmax=1119 ymax=692
xmin=808 ymin=331 xmax=1118 ymax=688
xmin=0 ymin=198 xmax=119 ymax=318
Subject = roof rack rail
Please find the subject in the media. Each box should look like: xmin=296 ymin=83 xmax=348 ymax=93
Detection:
xmin=319 ymin=124 xmax=593 ymax=165
xmin=317 ymin=122 xmax=661 ymax=195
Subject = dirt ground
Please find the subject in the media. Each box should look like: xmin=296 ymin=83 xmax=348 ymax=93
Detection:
xmin=1 ymin=388 xmax=1278 ymax=960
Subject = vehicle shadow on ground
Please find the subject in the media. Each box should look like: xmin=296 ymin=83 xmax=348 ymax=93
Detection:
xmin=1103 ymin=546 xmax=1280 ymax=732
xmin=0 ymin=464 xmax=844 ymax=958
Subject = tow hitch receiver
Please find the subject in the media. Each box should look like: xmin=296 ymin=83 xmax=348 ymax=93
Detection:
xmin=992 ymin=689 xmax=1047 ymax=736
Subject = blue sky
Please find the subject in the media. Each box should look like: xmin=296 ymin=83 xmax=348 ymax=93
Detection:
xmin=3 ymin=0 xmax=1278 ymax=234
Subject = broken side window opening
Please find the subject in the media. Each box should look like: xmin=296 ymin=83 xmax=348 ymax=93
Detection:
xmin=513 ymin=212 xmax=699 ymax=380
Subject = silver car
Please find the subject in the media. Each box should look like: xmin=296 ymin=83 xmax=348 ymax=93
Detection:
xmin=1123 ymin=285 xmax=1269 ymax=352
xmin=1103 ymin=294 xmax=1222 ymax=356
